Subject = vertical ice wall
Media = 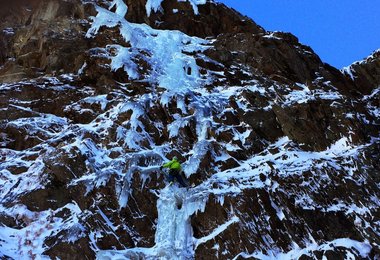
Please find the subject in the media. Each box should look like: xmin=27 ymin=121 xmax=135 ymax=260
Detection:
xmin=154 ymin=185 xmax=204 ymax=259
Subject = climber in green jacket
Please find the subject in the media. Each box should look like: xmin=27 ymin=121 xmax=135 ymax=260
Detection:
xmin=160 ymin=156 xmax=187 ymax=187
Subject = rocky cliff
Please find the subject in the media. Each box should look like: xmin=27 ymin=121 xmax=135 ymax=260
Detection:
xmin=0 ymin=0 xmax=379 ymax=259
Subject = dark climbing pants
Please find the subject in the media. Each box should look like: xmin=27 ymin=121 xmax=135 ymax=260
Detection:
xmin=168 ymin=169 xmax=187 ymax=187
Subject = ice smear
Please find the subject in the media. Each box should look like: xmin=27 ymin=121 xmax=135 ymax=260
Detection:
xmin=109 ymin=0 xmax=128 ymax=17
xmin=66 ymin=138 xmax=115 ymax=190
xmin=212 ymin=136 xmax=348 ymax=185
xmin=195 ymin=216 xmax=239 ymax=249
xmin=87 ymin=2 xmax=210 ymax=91
xmin=234 ymin=238 xmax=372 ymax=260
xmin=197 ymin=136 xmax=378 ymax=213
xmin=0 ymin=158 xmax=47 ymax=200
xmin=262 ymin=32 xmax=282 ymax=40
xmin=118 ymin=152 xmax=165 ymax=208
xmin=341 ymin=66 xmax=356 ymax=80
xmin=145 ymin=0 xmax=163 ymax=16
xmin=362 ymin=86 xmax=380 ymax=118
xmin=145 ymin=0 xmax=207 ymax=16
xmin=0 ymin=203 xmax=84 ymax=260
xmin=6 ymin=113 xmax=68 ymax=139
xmin=283 ymin=83 xmax=342 ymax=106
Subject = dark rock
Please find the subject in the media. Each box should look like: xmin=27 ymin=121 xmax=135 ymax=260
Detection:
xmin=124 ymin=0 xmax=264 ymax=38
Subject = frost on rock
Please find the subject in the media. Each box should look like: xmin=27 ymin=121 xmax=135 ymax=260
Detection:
xmin=283 ymin=83 xmax=342 ymax=106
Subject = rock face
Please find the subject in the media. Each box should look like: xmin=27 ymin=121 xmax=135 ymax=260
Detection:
xmin=343 ymin=50 xmax=380 ymax=94
xmin=0 ymin=0 xmax=379 ymax=259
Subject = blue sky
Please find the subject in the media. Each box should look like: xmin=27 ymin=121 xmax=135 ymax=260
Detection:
xmin=218 ymin=0 xmax=380 ymax=68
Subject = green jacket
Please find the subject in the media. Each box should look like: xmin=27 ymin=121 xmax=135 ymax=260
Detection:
xmin=162 ymin=159 xmax=181 ymax=171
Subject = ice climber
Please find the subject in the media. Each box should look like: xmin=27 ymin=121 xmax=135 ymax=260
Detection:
xmin=160 ymin=156 xmax=187 ymax=187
